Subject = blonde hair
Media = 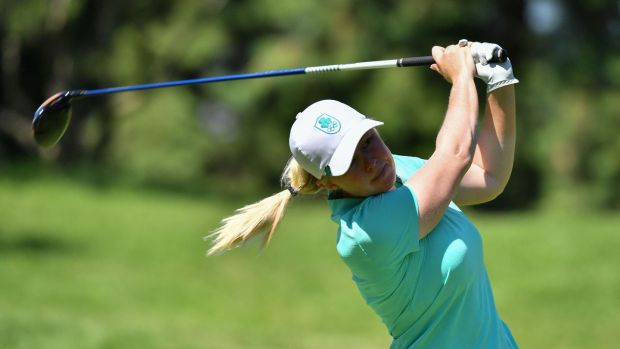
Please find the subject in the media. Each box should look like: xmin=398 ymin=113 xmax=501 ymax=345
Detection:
xmin=206 ymin=157 xmax=322 ymax=256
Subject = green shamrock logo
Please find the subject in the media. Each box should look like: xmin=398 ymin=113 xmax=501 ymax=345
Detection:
xmin=314 ymin=114 xmax=341 ymax=134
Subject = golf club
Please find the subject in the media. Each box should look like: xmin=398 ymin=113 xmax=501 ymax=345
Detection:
xmin=33 ymin=49 xmax=507 ymax=147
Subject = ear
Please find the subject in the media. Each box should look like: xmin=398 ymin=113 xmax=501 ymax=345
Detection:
xmin=316 ymin=177 xmax=340 ymax=191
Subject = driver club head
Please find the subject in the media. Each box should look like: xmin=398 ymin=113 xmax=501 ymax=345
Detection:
xmin=32 ymin=91 xmax=75 ymax=147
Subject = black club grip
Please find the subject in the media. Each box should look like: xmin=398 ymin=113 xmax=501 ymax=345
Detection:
xmin=398 ymin=48 xmax=508 ymax=67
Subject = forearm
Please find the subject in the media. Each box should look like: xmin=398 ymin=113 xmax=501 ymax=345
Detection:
xmin=472 ymin=85 xmax=516 ymax=191
xmin=410 ymin=43 xmax=480 ymax=237
xmin=435 ymin=76 xmax=479 ymax=164
xmin=410 ymin=76 xmax=479 ymax=237
xmin=452 ymin=42 xmax=518 ymax=206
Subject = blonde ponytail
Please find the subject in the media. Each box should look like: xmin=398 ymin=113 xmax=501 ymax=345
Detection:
xmin=207 ymin=157 xmax=322 ymax=256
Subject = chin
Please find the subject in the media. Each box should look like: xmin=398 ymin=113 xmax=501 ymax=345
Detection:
xmin=368 ymin=162 xmax=397 ymax=195
xmin=377 ymin=169 xmax=397 ymax=193
xmin=384 ymin=173 xmax=397 ymax=191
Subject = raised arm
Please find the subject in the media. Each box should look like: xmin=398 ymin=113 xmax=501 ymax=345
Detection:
xmin=453 ymin=42 xmax=519 ymax=206
xmin=454 ymin=85 xmax=516 ymax=205
xmin=407 ymin=44 xmax=479 ymax=239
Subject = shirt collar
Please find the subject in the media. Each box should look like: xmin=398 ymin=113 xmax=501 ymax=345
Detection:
xmin=327 ymin=175 xmax=403 ymax=223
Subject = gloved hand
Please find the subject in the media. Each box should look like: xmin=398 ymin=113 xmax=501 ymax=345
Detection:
xmin=470 ymin=41 xmax=519 ymax=93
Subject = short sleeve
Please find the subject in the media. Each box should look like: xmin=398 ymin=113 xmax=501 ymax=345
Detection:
xmin=351 ymin=184 xmax=420 ymax=266
xmin=393 ymin=155 xmax=427 ymax=181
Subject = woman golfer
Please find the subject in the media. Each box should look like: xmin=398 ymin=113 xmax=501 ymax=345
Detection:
xmin=209 ymin=40 xmax=519 ymax=348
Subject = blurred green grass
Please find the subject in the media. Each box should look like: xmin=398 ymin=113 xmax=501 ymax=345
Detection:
xmin=0 ymin=176 xmax=618 ymax=349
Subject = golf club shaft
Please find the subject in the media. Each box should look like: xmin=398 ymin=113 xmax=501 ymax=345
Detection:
xmin=32 ymin=50 xmax=508 ymax=147
xmin=79 ymin=56 xmax=436 ymax=97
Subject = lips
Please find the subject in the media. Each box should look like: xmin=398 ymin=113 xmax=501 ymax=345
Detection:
xmin=372 ymin=163 xmax=388 ymax=183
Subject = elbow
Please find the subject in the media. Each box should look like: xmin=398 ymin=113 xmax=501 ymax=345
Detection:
xmin=484 ymin=174 xmax=510 ymax=203
xmin=491 ymin=167 xmax=513 ymax=198
xmin=487 ymin=185 xmax=505 ymax=202
xmin=462 ymin=180 xmax=506 ymax=206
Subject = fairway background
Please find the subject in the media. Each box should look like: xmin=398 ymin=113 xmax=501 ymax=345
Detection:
xmin=1 ymin=176 xmax=618 ymax=348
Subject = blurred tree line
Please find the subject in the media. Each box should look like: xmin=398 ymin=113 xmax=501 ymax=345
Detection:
xmin=1 ymin=0 xmax=619 ymax=210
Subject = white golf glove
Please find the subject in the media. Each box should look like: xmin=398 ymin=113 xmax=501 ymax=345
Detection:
xmin=470 ymin=41 xmax=519 ymax=93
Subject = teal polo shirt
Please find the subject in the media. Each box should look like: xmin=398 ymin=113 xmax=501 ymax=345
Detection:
xmin=328 ymin=155 xmax=518 ymax=349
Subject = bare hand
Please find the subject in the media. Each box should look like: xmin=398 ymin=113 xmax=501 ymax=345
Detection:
xmin=429 ymin=44 xmax=476 ymax=84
